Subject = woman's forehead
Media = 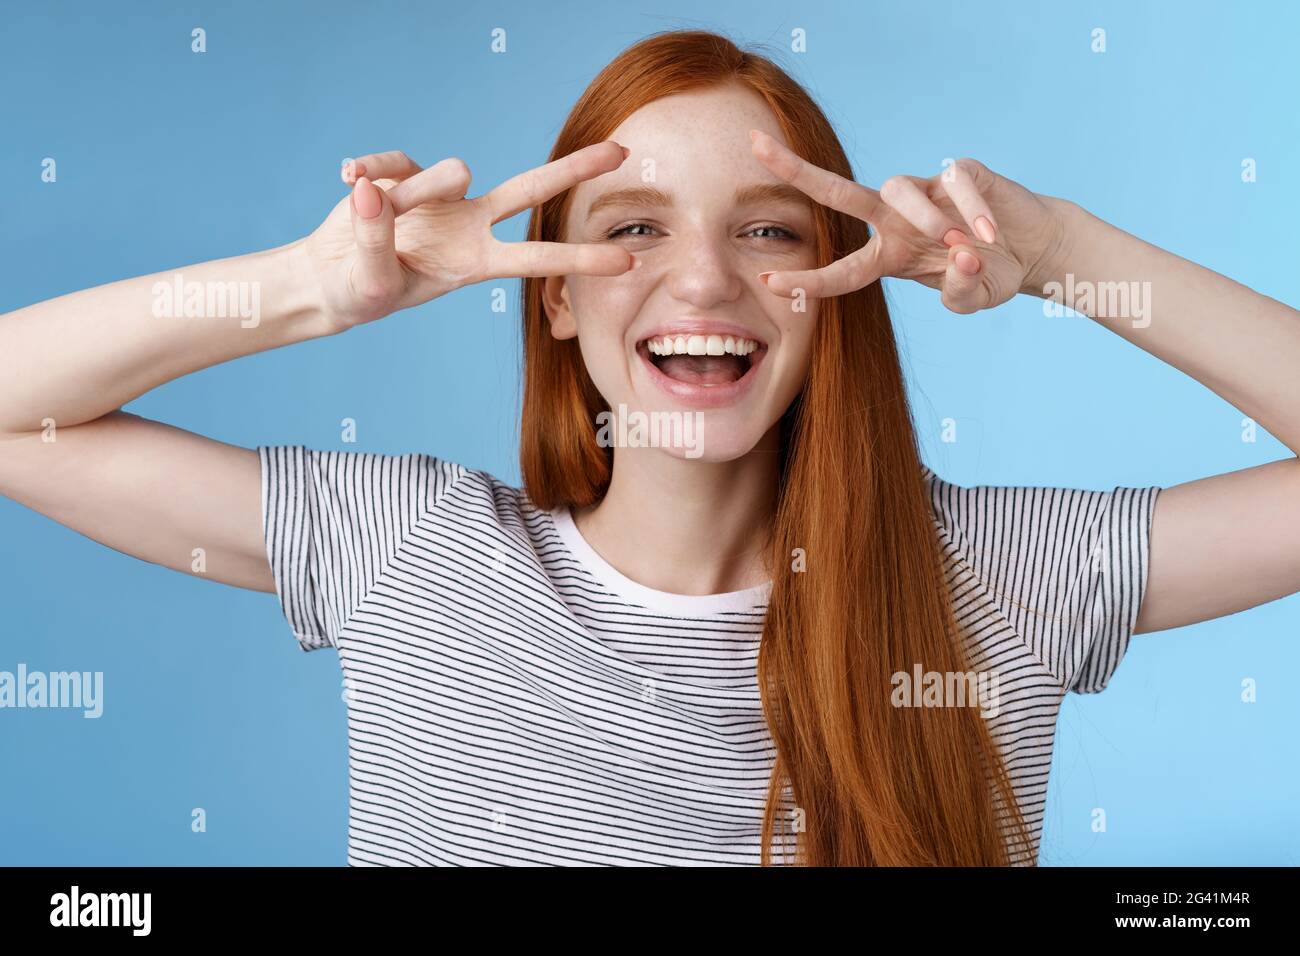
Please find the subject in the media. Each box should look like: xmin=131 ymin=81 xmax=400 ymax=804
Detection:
xmin=606 ymin=84 xmax=784 ymax=147
xmin=565 ymin=87 xmax=797 ymax=221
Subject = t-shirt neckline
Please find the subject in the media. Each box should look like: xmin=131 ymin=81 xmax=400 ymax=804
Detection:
xmin=548 ymin=506 xmax=771 ymax=617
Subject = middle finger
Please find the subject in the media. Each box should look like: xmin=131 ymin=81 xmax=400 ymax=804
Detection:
xmin=480 ymin=141 xmax=629 ymax=226
xmin=749 ymin=128 xmax=882 ymax=224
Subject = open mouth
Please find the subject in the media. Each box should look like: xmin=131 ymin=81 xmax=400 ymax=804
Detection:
xmin=638 ymin=333 xmax=766 ymax=386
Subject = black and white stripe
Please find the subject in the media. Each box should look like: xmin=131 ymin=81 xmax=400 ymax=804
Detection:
xmin=259 ymin=445 xmax=1160 ymax=866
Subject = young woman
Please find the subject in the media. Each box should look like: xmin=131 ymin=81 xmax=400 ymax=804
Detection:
xmin=2 ymin=30 xmax=1297 ymax=867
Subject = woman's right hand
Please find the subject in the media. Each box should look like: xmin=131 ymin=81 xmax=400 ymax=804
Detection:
xmin=304 ymin=142 xmax=635 ymax=330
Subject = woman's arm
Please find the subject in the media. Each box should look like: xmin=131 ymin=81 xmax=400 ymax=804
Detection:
xmin=0 ymin=241 xmax=327 ymax=435
xmin=1041 ymin=200 xmax=1300 ymax=455
xmin=0 ymin=143 xmax=633 ymax=592
xmin=748 ymin=132 xmax=1300 ymax=635
xmin=0 ymin=241 xmax=327 ymax=592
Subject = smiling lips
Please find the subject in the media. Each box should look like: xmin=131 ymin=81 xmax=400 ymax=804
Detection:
xmin=636 ymin=328 xmax=768 ymax=406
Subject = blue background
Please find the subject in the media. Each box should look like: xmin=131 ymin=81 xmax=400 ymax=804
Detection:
xmin=2 ymin=0 xmax=1296 ymax=865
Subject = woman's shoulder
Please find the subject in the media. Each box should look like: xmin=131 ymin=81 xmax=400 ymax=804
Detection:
xmin=916 ymin=461 xmax=1161 ymax=547
xmin=256 ymin=443 xmax=532 ymax=521
xmin=256 ymin=444 xmax=538 ymax=653
xmin=918 ymin=460 xmax=1163 ymax=694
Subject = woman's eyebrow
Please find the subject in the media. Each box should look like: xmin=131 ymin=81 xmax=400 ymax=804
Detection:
xmin=586 ymin=185 xmax=672 ymax=218
xmin=585 ymin=182 xmax=811 ymax=220
xmin=733 ymin=182 xmax=812 ymax=210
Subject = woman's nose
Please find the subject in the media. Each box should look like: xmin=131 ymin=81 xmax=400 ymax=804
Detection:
xmin=663 ymin=234 xmax=744 ymax=310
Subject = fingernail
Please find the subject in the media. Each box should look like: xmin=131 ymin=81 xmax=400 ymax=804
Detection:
xmin=942 ymin=228 xmax=969 ymax=247
xmin=955 ymin=250 xmax=980 ymax=275
xmin=757 ymin=271 xmax=775 ymax=285
xmin=620 ymin=145 xmax=630 ymax=159
xmin=974 ymin=216 xmax=996 ymax=243
xmin=749 ymin=129 xmax=759 ymax=142
xmin=354 ymin=177 xmax=382 ymax=220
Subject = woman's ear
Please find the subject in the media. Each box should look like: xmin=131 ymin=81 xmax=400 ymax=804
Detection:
xmin=542 ymin=276 xmax=578 ymax=340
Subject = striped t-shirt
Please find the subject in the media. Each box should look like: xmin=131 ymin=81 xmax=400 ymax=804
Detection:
xmin=258 ymin=445 xmax=1160 ymax=866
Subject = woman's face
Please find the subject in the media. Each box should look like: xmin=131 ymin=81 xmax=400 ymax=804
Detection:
xmin=545 ymin=83 xmax=821 ymax=462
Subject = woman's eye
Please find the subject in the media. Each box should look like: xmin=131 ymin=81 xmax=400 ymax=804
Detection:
xmin=606 ymin=222 xmax=799 ymax=241
xmin=747 ymin=224 xmax=799 ymax=241
xmin=606 ymin=222 xmax=657 ymax=239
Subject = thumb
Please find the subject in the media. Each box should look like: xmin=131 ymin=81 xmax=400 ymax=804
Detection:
xmin=348 ymin=176 xmax=403 ymax=305
xmin=940 ymin=243 xmax=988 ymax=315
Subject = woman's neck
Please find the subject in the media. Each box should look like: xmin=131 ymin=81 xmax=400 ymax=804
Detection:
xmin=572 ymin=427 xmax=780 ymax=596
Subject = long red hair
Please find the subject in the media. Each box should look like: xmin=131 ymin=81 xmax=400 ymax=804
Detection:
xmin=521 ymin=29 xmax=1032 ymax=865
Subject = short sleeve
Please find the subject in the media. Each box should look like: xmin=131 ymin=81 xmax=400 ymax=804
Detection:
xmin=924 ymin=468 xmax=1162 ymax=694
xmin=258 ymin=445 xmax=465 ymax=652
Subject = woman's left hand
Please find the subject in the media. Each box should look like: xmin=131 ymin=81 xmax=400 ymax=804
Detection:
xmin=749 ymin=129 xmax=1070 ymax=314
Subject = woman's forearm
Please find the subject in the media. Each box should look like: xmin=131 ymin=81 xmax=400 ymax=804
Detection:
xmin=0 ymin=238 xmax=332 ymax=434
xmin=1033 ymin=199 xmax=1300 ymax=454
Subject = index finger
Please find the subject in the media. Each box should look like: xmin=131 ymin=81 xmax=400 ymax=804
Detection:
xmin=749 ymin=129 xmax=883 ymax=225
xmin=762 ymin=235 xmax=888 ymax=299
xmin=486 ymin=238 xmax=634 ymax=280
xmin=480 ymin=141 xmax=629 ymax=226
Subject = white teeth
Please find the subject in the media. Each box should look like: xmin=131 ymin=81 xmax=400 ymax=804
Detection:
xmin=645 ymin=334 xmax=762 ymax=356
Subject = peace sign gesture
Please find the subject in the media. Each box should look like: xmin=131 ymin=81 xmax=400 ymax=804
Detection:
xmin=748 ymin=129 xmax=1069 ymax=315
xmin=304 ymin=141 xmax=635 ymax=329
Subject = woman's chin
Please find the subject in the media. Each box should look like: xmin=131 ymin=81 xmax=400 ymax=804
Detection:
xmin=655 ymin=437 xmax=757 ymax=464
xmin=620 ymin=406 xmax=771 ymax=463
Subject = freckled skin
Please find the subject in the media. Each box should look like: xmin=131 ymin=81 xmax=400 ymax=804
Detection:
xmin=543 ymin=84 xmax=821 ymax=463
